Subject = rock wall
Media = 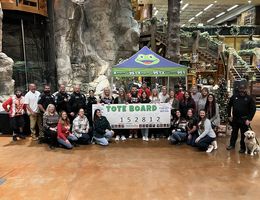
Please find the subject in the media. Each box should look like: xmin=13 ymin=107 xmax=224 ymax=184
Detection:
xmin=54 ymin=0 xmax=139 ymax=94
xmin=0 ymin=4 xmax=14 ymax=96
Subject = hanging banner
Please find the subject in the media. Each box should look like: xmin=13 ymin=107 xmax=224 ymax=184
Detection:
xmin=92 ymin=103 xmax=171 ymax=129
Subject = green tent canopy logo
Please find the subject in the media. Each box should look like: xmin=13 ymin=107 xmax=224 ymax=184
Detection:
xmin=135 ymin=54 xmax=160 ymax=65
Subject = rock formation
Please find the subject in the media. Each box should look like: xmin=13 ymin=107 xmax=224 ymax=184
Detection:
xmin=0 ymin=4 xmax=14 ymax=96
xmin=54 ymin=0 xmax=139 ymax=94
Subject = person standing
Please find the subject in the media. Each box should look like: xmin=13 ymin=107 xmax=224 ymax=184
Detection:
xmin=197 ymin=87 xmax=209 ymax=115
xmin=2 ymin=89 xmax=27 ymax=141
xmin=55 ymin=84 xmax=70 ymax=114
xmin=190 ymin=86 xmax=201 ymax=112
xmin=24 ymin=83 xmax=42 ymax=140
xmin=38 ymin=85 xmax=55 ymax=113
xmin=140 ymin=91 xmax=151 ymax=141
xmin=99 ymin=87 xmax=114 ymax=104
xmin=86 ymin=90 xmax=97 ymax=127
xmin=204 ymin=94 xmax=220 ymax=131
xmin=179 ymin=91 xmax=196 ymax=118
xmin=68 ymin=85 xmax=87 ymax=121
xmin=158 ymin=86 xmax=169 ymax=103
xmin=138 ymin=82 xmax=151 ymax=97
xmin=226 ymin=84 xmax=256 ymax=153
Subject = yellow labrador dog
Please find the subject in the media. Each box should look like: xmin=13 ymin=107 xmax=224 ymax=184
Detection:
xmin=244 ymin=130 xmax=260 ymax=156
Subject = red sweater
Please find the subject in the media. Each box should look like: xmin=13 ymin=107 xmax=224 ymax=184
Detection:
xmin=2 ymin=96 xmax=26 ymax=117
xmin=57 ymin=121 xmax=71 ymax=141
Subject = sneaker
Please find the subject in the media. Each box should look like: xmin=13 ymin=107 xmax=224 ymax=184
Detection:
xmin=129 ymin=134 xmax=133 ymax=139
xmin=239 ymin=149 xmax=245 ymax=154
xmin=206 ymin=145 xmax=214 ymax=153
xmin=115 ymin=135 xmax=120 ymax=141
xmin=134 ymin=133 xmax=138 ymax=139
xmin=156 ymin=137 xmax=160 ymax=140
xmin=121 ymin=135 xmax=126 ymax=141
xmin=145 ymin=137 xmax=149 ymax=141
xmin=226 ymin=145 xmax=235 ymax=150
xmin=167 ymin=136 xmax=171 ymax=141
xmin=151 ymin=135 xmax=155 ymax=140
xmin=12 ymin=135 xmax=18 ymax=141
xmin=32 ymin=136 xmax=38 ymax=141
xmin=212 ymin=140 xmax=218 ymax=150
xmin=142 ymin=136 xmax=146 ymax=141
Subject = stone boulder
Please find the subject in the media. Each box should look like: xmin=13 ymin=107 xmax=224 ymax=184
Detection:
xmin=0 ymin=52 xmax=14 ymax=95
xmin=54 ymin=0 xmax=139 ymax=93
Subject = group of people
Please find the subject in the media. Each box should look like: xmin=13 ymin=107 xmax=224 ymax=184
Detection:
xmin=1 ymin=81 xmax=256 ymax=153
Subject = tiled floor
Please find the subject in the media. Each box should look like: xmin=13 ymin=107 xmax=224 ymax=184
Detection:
xmin=0 ymin=111 xmax=260 ymax=200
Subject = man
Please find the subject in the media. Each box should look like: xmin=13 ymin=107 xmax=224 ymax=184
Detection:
xmin=159 ymin=86 xmax=169 ymax=103
xmin=127 ymin=85 xmax=140 ymax=104
xmin=24 ymin=83 xmax=42 ymax=140
xmin=226 ymin=84 xmax=256 ymax=153
xmin=55 ymin=84 xmax=70 ymax=113
xmin=68 ymin=85 xmax=87 ymax=120
xmin=138 ymin=82 xmax=151 ymax=97
xmin=2 ymin=89 xmax=26 ymax=141
xmin=38 ymin=85 xmax=55 ymax=113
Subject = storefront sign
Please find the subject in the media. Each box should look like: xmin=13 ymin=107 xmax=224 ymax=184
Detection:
xmin=92 ymin=103 xmax=171 ymax=129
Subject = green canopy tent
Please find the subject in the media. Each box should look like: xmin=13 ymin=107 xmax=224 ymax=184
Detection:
xmin=112 ymin=46 xmax=187 ymax=90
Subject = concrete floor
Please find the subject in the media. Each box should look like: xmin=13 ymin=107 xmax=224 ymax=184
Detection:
xmin=0 ymin=112 xmax=260 ymax=200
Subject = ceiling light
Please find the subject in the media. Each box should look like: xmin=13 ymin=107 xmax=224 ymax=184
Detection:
xmin=181 ymin=24 xmax=185 ymax=27
xmin=216 ymin=12 xmax=225 ymax=18
xmin=227 ymin=5 xmax=238 ymax=11
xmin=196 ymin=11 xmax=203 ymax=17
xmin=204 ymin=4 xmax=214 ymax=11
xmin=181 ymin=3 xmax=189 ymax=11
xmin=154 ymin=10 xmax=158 ymax=16
xmin=153 ymin=6 xmax=157 ymax=10
xmin=248 ymin=0 xmax=251 ymax=4
xmin=180 ymin=1 xmax=183 ymax=4
xmin=188 ymin=17 xmax=195 ymax=22
xmin=207 ymin=17 xmax=215 ymax=23
xmin=214 ymin=1 xmax=217 ymax=3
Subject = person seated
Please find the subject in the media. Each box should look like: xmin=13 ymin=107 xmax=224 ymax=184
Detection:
xmin=195 ymin=109 xmax=217 ymax=153
xmin=72 ymin=108 xmax=92 ymax=145
xmin=43 ymin=104 xmax=59 ymax=149
xmin=92 ymin=109 xmax=114 ymax=146
xmin=186 ymin=108 xmax=198 ymax=147
xmin=57 ymin=111 xmax=78 ymax=149
xmin=169 ymin=110 xmax=187 ymax=144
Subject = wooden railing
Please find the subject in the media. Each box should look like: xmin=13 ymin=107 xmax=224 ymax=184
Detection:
xmin=1 ymin=0 xmax=47 ymax=17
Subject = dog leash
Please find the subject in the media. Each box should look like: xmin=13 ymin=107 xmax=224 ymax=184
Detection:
xmin=248 ymin=125 xmax=260 ymax=145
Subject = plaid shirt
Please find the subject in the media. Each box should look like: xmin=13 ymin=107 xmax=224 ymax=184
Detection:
xmin=72 ymin=115 xmax=89 ymax=138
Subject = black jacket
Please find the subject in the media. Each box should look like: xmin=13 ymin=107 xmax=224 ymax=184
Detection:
xmin=55 ymin=92 xmax=70 ymax=113
xmin=68 ymin=92 xmax=86 ymax=113
xmin=227 ymin=93 xmax=256 ymax=122
xmin=93 ymin=116 xmax=111 ymax=138
xmin=38 ymin=93 xmax=55 ymax=111
xmin=86 ymin=96 xmax=97 ymax=115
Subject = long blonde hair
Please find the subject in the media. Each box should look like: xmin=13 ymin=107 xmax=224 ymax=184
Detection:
xmin=44 ymin=104 xmax=57 ymax=116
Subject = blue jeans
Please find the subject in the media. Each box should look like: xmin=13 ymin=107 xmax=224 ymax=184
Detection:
xmin=141 ymin=129 xmax=149 ymax=137
xmin=170 ymin=131 xmax=187 ymax=144
xmin=93 ymin=131 xmax=113 ymax=146
xmin=58 ymin=134 xmax=78 ymax=149
xmin=196 ymin=135 xmax=215 ymax=151
xmin=187 ymin=132 xmax=199 ymax=147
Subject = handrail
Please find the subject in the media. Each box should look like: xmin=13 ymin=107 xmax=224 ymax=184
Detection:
xmin=231 ymin=65 xmax=242 ymax=79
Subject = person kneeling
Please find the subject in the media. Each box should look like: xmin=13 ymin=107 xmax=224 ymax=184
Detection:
xmin=92 ymin=109 xmax=114 ymax=146
xmin=43 ymin=104 xmax=59 ymax=149
xmin=195 ymin=109 xmax=217 ymax=153
xmin=72 ymin=108 xmax=92 ymax=144
xmin=170 ymin=110 xmax=188 ymax=144
xmin=57 ymin=111 xmax=78 ymax=149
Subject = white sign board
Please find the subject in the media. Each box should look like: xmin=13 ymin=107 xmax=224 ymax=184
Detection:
xmin=92 ymin=103 xmax=171 ymax=129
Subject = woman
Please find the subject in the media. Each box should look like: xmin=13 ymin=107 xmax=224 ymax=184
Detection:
xmin=165 ymin=90 xmax=179 ymax=115
xmin=190 ymin=86 xmax=201 ymax=111
xmin=179 ymin=91 xmax=196 ymax=118
xmin=43 ymin=104 xmax=59 ymax=149
xmin=86 ymin=90 xmax=97 ymax=127
xmin=195 ymin=109 xmax=217 ymax=153
xmin=204 ymin=94 xmax=220 ymax=131
xmin=114 ymin=88 xmax=128 ymax=141
xmin=57 ymin=111 xmax=78 ymax=149
xmin=99 ymin=87 xmax=114 ymax=104
xmin=197 ymin=87 xmax=209 ymax=114
xmin=186 ymin=108 xmax=198 ymax=147
xmin=169 ymin=110 xmax=187 ymax=144
xmin=150 ymin=88 xmax=160 ymax=103
xmin=93 ymin=109 xmax=114 ymax=146
xmin=72 ymin=108 xmax=92 ymax=144
xmin=140 ymin=91 xmax=151 ymax=141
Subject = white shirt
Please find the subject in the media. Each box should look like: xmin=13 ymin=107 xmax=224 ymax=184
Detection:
xmin=159 ymin=92 xmax=169 ymax=103
xmin=24 ymin=90 xmax=41 ymax=114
